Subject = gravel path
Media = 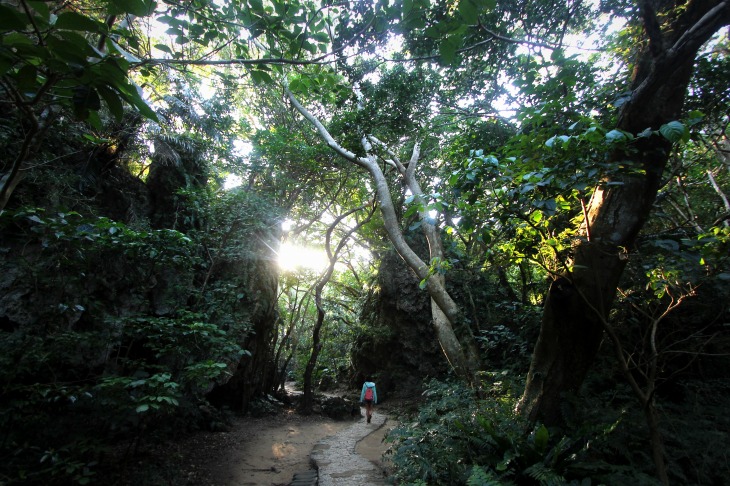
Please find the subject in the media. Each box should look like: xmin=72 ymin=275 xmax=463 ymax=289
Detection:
xmin=302 ymin=410 xmax=390 ymax=485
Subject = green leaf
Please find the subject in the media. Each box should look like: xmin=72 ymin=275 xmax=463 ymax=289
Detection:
xmin=439 ymin=35 xmax=460 ymax=66
xmin=476 ymin=0 xmax=496 ymax=9
xmin=154 ymin=43 xmax=173 ymax=55
xmin=659 ymin=121 xmax=686 ymax=143
xmin=458 ymin=0 xmax=478 ymax=20
xmin=250 ymin=69 xmax=274 ymax=85
xmin=87 ymin=110 xmax=102 ymax=130
xmin=107 ymin=0 xmax=156 ymax=17
xmin=605 ymin=129 xmax=628 ymax=143
xmin=637 ymin=127 xmax=653 ymax=138
xmin=0 ymin=5 xmax=28 ymax=30
xmin=114 ymin=81 xmax=158 ymax=121
xmin=686 ymin=110 xmax=704 ymax=126
xmin=130 ymin=97 xmax=158 ymax=121
xmin=582 ymin=126 xmax=603 ymax=143
xmin=46 ymin=34 xmax=92 ymax=65
xmin=55 ymin=11 xmax=103 ymax=33
xmin=97 ymin=85 xmax=124 ymax=121
xmin=16 ymin=64 xmax=38 ymax=92
xmin=136 ymin=404 xmax=150 ymax=413
xmin=28 ymin=1 xmax=50 ymax=21
xmin=402 ymin=0 xmax=415 ymax=19
xmin=73 ymin=85 xmax=101 ymax=113
xmin=545 ymin=135 xmax=569 ymax=148
xmin=550 ymin=47 xmax=565 ymax=61
xmin=534 ymin=424 xmax=549 ymax=452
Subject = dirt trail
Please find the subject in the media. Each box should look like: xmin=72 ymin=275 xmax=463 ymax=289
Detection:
xmin=173 ymin=406 xmax=393 ymax=485
xmin=211 ymin=414 xmax=345 ymax=485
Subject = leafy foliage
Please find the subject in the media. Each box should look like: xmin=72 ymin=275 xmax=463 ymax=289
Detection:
xmin=0 ymin=0 xmax=158 ymax=125
xmin=0 ymin=190 xmax=277 ymax=483
xmin=0 ymin=0 xmax=729 ymax=484
xmin=385 ymin=379 xmax=602 ymax=485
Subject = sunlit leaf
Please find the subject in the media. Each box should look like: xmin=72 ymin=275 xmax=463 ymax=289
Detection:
xmin=605 ymin=129 xmax=629 ymax=143
xmin=659 ymin=121 xmax=686 ymax=143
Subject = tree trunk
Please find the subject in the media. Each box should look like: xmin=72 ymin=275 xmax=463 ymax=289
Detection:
xmin=300 ymin=203 xmax=372 ymax=413
xmin=300 ymin=293 xmax=325 ymax=413
xmin=518 ymin=0 xmax=730 ymax=424
xmin=288 ymin=90 xmax=481 ymax=381
xmin=645 ymin=399 xmax=670 ymax=486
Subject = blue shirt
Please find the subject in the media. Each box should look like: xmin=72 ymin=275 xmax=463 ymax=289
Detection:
xmin=360 ymin=381 xmax=377 ymax=403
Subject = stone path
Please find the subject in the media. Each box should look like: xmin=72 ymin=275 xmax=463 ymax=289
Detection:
xmin=290 ymin=411 xmax=390 ymax=485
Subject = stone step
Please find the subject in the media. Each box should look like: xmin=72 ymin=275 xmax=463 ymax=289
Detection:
xmin=289 ymin=468 xmax=318 ymax=485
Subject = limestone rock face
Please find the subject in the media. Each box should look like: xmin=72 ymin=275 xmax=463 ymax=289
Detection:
xmin=352 ymin=248 xmax=448 ymax=398
xmin=207 ymin=227 xmax=281 ymax=412
xmin=0 ymin=144 xmax=281 ymax=412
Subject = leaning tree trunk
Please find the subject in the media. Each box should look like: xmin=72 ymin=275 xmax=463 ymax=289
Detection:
xmin=288 ymin=90 xmax=480 ymax=382
xmin=518 ymin=0 xmax=730 ymax=426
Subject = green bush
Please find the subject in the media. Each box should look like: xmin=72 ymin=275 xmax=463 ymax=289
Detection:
xmin=385 ymin=379 xmax=612 ymax=486
xmin=0 ymin=209 xmax=253 ymax=484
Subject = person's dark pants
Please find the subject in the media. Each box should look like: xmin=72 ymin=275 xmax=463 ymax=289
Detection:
xmin=364 ymin=400 xmax=374 ymax=422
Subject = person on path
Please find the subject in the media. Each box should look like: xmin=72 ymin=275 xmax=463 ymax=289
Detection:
xmin=359 ymin=379 xmax=378 ymax=423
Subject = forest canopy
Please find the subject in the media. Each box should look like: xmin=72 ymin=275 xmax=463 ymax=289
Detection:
xmin=1 ymin=0 xmax=729 ymax=484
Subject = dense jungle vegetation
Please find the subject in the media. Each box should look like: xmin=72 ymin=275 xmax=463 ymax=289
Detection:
xmin=1 ymin=0 xmax=729 ymax=484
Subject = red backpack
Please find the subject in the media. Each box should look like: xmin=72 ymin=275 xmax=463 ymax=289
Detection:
xmin=364 ymin=386 xmax=374 ymax=401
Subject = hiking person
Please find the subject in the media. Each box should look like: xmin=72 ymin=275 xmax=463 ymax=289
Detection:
xmin=359 ymin=379 xmax=377 ymax=423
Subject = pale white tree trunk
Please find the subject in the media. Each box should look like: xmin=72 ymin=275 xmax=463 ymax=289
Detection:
xmin=367 ymin=136 xmax=481 ymax=368
xmin=286 ymin=89 xmax=479 ymax=379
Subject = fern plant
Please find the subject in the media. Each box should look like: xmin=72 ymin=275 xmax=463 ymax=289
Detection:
xmin=385 ymin=379 xmax=598 ymax=485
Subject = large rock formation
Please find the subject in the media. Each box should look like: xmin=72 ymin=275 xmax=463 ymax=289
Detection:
xmin=352 ymin=248 xmax=449 ymax=398
xmin=0 ymin=132 xmax=281 ymax=413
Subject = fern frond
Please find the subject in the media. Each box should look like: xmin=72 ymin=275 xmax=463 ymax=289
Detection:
xmin=523 ymin=462 xmax=567 ymax=486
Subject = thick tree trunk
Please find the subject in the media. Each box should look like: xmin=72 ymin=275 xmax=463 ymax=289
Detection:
xmin=518 ymin=0 xmax=730 ymax=425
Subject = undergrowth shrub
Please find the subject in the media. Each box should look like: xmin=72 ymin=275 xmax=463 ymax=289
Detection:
xmin=0 ymin=208 xmax=257 ymax=484
xmin=384 ymin=378 xmax=660 ymax=486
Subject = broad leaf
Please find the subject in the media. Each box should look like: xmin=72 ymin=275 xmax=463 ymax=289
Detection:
xmin=97 ymin=85 xmax=125 ymax=121
xmin=439 ymin=35 xmax=460 ymax=65
xmin=107 ymin=0 xmax=156 ymax=17
xmin=605 ymin=129 xmax=629 ymax=143
xmin=659 ymin=120 xmax=686 ymax=143
xmin=55 ymin=11 xmax=103 ymax=33
xmin=458 ymin=0 xmax=478 ymax=21
xmin=154 ymin=43 xmax=173 ymax=55
xmin=0 ymin=5 xmax=27 ymax=30
xmin=534 ymin=424 xmax=549 ymax=453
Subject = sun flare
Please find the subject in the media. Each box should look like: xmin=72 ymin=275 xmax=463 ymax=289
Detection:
xmin=277 ymin=242 xmax=329 ymax=273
